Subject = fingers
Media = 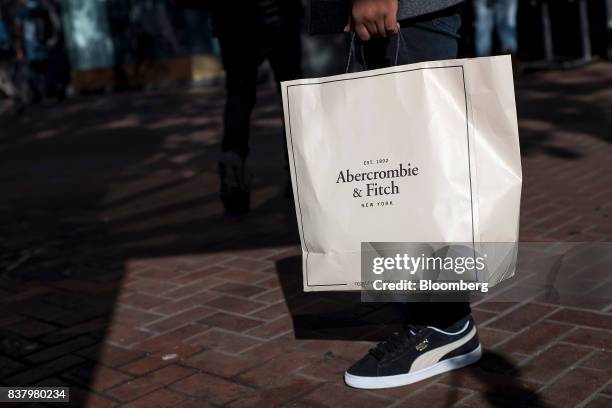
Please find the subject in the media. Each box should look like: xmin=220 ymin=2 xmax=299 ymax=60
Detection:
xmin=353 ymin=19 xmax=395 ymax=41
xmin=375 ymin=19 xmax=387 ymax=38
xmin=351 ymin=14 xmax=385 ymax=40
xmin=384 ymin=13 xmax=400 ymax=36
xmin=348 ymin=0 xmax=400 ymax=41
xmin=364 ymin=20 xmax=379 ymax=37
xmin=355 ymin=24 xmax=371 ymax=41
xmin=343 ymin=16 xmax=353 ymax=32
xmin=346 ymin=14 xmax=372 ymax=41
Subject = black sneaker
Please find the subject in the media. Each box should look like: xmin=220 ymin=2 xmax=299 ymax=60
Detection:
xmin=218 ymin=151 xmax=252 ymax=215
xmin=345 ymin=317 xmax=481 ymax=389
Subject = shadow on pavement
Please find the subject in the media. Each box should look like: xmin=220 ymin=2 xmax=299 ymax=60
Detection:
xmin=0 ymin=85 xmax=299 ymax=402
xmin=276 ymin=255 xmax=548 ymax=408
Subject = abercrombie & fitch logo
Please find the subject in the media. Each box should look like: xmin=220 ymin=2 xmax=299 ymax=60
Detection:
xmin=335 ymin=162 xmax=420 ymax=198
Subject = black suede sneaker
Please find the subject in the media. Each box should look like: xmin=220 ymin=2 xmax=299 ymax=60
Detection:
xmin=345 ymin=317 xmax=481 ymax=389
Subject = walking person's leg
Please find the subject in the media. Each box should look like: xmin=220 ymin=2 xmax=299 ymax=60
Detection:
xmin=473 ymin=0 xmax=495 ymax=57
xmin=0 ymin=61 xmax=15 ymax=97
xmin=10 ymin=61 xmax=25 ymax=113
xmin=27 ymin=60 xmax=45 ymax=103
xmin=220 ymin=46 xmax=259 ymax=160
xmin=495 ymin=0 xmax=518 ymax=54
xmin=344 ymin=5 xmax=481 ymax=390
xmin=216 ymin=30 xmax=262 ymax=215
xmin=362 ymin=2 xmax=472 ymax=327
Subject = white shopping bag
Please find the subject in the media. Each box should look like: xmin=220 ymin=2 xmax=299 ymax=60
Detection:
xmin=281 ymin=55 xmax=522 ymax=291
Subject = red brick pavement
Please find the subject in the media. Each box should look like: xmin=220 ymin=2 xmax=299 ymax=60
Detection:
xmin=0 ymin=63 xmax=611 ymax=407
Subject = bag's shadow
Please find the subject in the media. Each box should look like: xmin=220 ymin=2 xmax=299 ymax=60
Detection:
xmin=275 ymin=255 xmax=546 ymax=407
xmin=275 ymin=255 xmax=405 ymax=341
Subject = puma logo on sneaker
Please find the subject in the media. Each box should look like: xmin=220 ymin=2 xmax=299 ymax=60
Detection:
xmin=415 ymin=339 xmax=429 ymax=351
xmin=345 ymin=317 xmax=481 ymax=389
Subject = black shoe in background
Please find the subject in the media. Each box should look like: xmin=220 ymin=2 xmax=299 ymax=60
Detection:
xmin=218 ymin=151 xmax=252 ymax=216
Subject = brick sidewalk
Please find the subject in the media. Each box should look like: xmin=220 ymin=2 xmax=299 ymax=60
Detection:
xmin=0 ymin=63 xmax=611 ymax=407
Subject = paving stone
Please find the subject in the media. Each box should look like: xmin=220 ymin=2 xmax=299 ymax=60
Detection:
xmin=76 ymin=344 xmax=144 ymax=368
xmin=133 ymin=324 xmax=208 ymax=354
xmin=537 ymin=367 xmax=610 ymax=407
xmin=25 ymin=335 xmax=98 ymax=364
xmin=487 ymin=303 xmax=558 ymax=332
xmin=185 ymin=349 xmax=259 ymax=378
xmin=151 ymin=293 xmax=219 ymax=316
xmin=120 ymin=354 xmax=171 ymax=375
xmin=63 ymin=361 xmax=132 ymax=392
xmin=228 ymin=375 xmax=322 ymax=407
xmin=126 ymin=278 xmax=180 ymax=296
xmin=169 ymin=373 xmax=254 ymax=405
xmin=302 ymin=383 xmax=391 ymax=408
xmin=121 ymin=293 xmax=171 ymax=311
xmin=209 ymin=282 xmax=268 ymax=298
xmin=204 ymin=295 xmax=267 ymax=315
xmin=144 ymin=307 xmax=213 ymax=334
xmin=396 ymin=384 xmax=472 ymax=407
xmin=244 ymin=315 xmax=293 ymax=339
xmin=4 ymin=354 xmax=84 ymax=386
xmin=161 ymin=278 xmax=224 ymax=299
xmin=197 ymin=311 xmax=264 ymax=332
xmin=106 ymin=377 xmax=163 ymax=402
xmin=0 ymin=355 xmax=26 ymax=380
xmin=563 ymin=327 xmax=612 ymax=349
xmin=497 ymin=320 xmax=573 ymax=354
xmin=518 ymin=343 xmax=592 ymax=383
xmin=187 ymin=328 xmax=261 ymax=353
xmin=237 ymin=349 xmax=323 ymax=388
xmin=298 ymin=354 xmax=351 ymax=382
xmin=579 ymin=350 xmax=612 ymax=372
xmin=547 ymin=309 xmax=612 ymax=331
xmin=144 ymin=364 xmax=196 ymax=385
xmin=584 ymin=396 xmax=612 ymax=408
xmin=4 ymin=318 xmax=58 ymax=338
xmin=121 ymin=388 xmax=187 ymax=408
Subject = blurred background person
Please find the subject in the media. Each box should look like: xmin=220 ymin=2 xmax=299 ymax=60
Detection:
xmin=0 ymin=2 xmax=23 ymax=114
xmin=43 ymin=0 xmax=69 ymax=101
xmin=473 ymin=0 xmax=518 ymax=56
xmin=14 ymin=0 xmax=57 ymax=103
xmin=178 ymin=0 xmax=303 ymax=215
xmin=130 ymin=0 xmax=182 ymax=84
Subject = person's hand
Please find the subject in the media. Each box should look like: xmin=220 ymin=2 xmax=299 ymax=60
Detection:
xmin=16 ymin=49 xmax=24 ymax=62
xmin=344 ymin=0 xmax=400 ymax=41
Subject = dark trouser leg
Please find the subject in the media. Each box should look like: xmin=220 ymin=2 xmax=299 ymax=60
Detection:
xmin=219 ymin=33 xmax=261 ymax=159
xmin=221 ymin=66 xmax=258 ymax=159
xmin=404 ymin=300 xmax=472 ymax=327
xmin=28 ymin=60 xmax=47 ymax=102
xmin=359 ymin=5 xmax=471 ymax=327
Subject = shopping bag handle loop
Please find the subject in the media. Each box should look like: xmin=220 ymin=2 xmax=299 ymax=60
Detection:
xmin=345 ymin=30 xmax=406 ymax=73
xmin=345 ymin=33 xmax=365 ymax=73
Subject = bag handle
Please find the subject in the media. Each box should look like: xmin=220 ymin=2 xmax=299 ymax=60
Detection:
xmin=345 ymin=30 xmax=406 ymax=73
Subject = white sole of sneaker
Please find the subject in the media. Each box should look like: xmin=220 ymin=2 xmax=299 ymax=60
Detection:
xmin=344 ymin=344 xmax=482 ymax=389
